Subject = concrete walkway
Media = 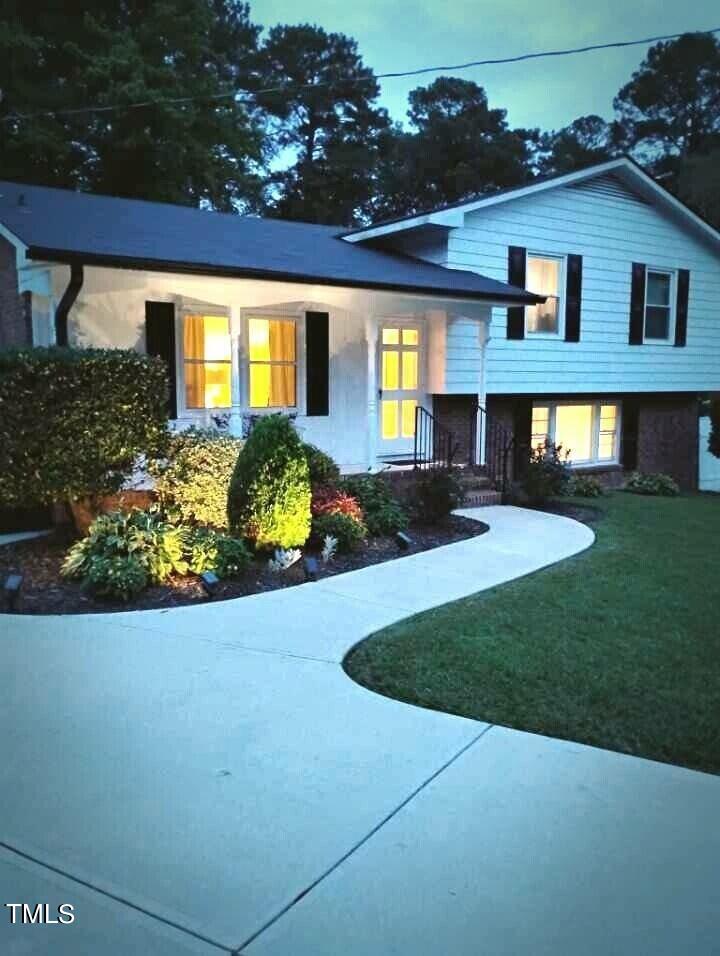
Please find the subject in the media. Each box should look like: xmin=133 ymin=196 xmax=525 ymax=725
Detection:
xmin=1 ymin=507 xmax=718 ymax=955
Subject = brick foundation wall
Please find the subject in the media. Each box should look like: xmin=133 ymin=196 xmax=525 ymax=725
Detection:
xmin=0 ymin=236 xmax=32 ymax=347
xmin=432 ymin=395 xmax=476 ymax=465
xmin=637 ymin=395 xmax=699 ymax=490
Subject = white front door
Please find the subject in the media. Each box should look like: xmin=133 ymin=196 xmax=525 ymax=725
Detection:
xmin=378 ymin=323 xmax=422 ymax=457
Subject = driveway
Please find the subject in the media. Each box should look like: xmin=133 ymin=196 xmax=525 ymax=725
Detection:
xmin=1 ymin=507 xmax=718 ymax=954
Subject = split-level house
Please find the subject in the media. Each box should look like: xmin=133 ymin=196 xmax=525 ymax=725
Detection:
xmin=1 ymin=157 xmax=718 ymax=489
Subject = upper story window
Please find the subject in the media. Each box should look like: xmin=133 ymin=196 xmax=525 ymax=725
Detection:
xmin=248 ymin=317 xmax=297 ymax=408
xmin=526 ymin=254 xmax=563 ymax=335
xmin=183 ymin=314 xmax=232 ymax=409
xmin=644 ymin=269 xmax=674 ymax=342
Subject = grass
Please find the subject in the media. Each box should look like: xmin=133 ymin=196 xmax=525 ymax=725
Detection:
xmin=344 ymin=492 xmax=720 ymax=775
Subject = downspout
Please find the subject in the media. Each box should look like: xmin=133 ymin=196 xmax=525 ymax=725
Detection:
xmin=54 ymin=262 xmax=83 ymax=346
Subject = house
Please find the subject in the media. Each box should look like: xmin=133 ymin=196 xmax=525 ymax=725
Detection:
xmin=0 ymin=180 xmax=538 ymax=476
xmin=1 ymin=156 xmax=718 ymax=487
xmin=345 ymin=157 xmax=720 ymax=489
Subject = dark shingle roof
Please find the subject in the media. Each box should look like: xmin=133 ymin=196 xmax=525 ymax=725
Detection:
xmin=0 ymin=180 xmax=540 ymax=304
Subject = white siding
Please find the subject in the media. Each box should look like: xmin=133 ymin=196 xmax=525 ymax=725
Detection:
xmin=445 ymin=174 xmax=720 ymax=395
xmin=699 ymin=416 xmax=720 ymax=492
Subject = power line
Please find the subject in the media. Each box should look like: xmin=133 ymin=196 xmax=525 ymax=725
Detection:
xmin=2 ymin=25 xmax=719 ymax=123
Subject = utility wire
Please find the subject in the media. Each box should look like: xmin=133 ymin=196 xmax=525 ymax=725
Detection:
xmin=2 ymin=25 xmax=719 ymax=123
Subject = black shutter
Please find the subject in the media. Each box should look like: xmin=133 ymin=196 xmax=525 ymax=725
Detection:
xmin=564 ymin=254 xmax=583 ymax=342
xmin=674 ymin=269 xmax=690 ymax=347
xmin=628 ymin=262 xmax=646 ymax=345
xmin=305 ymin=311 xmax=329 ymax=416
xmin=145 ymin=301 xmax=177 ymax=418
xmin=621 ymin=398 xmax=640 ymax=469
xmin=512 ymin=397 xmax=533 ymax=479
xmin=507 ymin=246 xmax=526 ymax=340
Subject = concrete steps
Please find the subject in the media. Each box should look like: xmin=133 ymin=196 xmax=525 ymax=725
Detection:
xmin=461 ymin=489 xmax=503 ymax=508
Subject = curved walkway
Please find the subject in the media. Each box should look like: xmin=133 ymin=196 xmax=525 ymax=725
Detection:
xmin=1 ymin=508 xmax=718 ymax=955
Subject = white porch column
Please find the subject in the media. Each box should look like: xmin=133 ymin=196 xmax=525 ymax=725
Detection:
xmin=228 ymin=303 xmax=244 ymax=437
xmin=365 ymin=315 xmax=379 ymax=470
xmin=476 ymin=318 xmax=491 ymax=466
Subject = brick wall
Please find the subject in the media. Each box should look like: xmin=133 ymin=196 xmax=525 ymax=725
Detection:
xmin=0 ymin=236 xmax=32 ymax=347
xmin=637 ymin=394 xmax=699 ymax=490
xmin=432 ymin=395 xmax=476 ymax=465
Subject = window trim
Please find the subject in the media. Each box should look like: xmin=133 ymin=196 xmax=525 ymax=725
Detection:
xmin=531 ymin=399 xmax=622 ymax=467
xmin=177 ymin=308 xmax=233 ymax=417
xmin=243 ymin=311 xmax=301 ymax=414
xmin=524 ymin=251 xmax=566 ymax=339
xmin=643 ymin=267 xmax=677 ymax=345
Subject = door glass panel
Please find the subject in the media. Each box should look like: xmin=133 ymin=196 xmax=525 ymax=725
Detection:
xmin=401 ymin=400 xmax=417 ymax=438
xmin=402 ymin=328 xmax=418 ymax=345
xmin=401 ymin=351 xmax=418 ymax=390
xmin=382 ymin=351 xmax=399 ymax=390
xmin=382 ymin=400 xmax=399 ymax=439
xmin=555 ymin=404 xmax=593 ymax=461
xmin=382 ymin=328 xmax=400 ymax=345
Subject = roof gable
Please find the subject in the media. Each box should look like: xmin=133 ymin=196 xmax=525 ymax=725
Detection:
xmin=345 ymin=158 xmax=720 ymax=254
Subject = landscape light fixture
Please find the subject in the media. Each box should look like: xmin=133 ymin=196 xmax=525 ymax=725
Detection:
xmin=200 ymin=571 xmax=220 ymax=597
xmin=3 ymin=573 xmax=23 ymax=611
xmin=303 ymin=556 xmax=319 ymax=581
xmin=395 ymin=532 xmax=412 ymax=551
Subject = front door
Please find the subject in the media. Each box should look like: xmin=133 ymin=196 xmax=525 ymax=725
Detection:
xmin=379 ymin=324 xmax=422 ymax=457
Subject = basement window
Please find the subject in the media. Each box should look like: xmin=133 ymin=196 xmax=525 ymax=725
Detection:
xmin=531 ymin=401 xmax=620 ymax=466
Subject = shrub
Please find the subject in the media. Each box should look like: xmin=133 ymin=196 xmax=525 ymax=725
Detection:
xmin=339 ymin=474 xmax=408 ymax=536
xmin=624 ymin=472 xmax=680 ymax=496
xmin=521 ymin=443 xmax=571 ymax=504
xmin=0 ymin=347 xmax=169 ymax=507
xmin=303 ymin=443 xmax=341 ymax=487
xmin=62 ymin=508 xmax=188 ymax=595
xmin=311 ymin=512 xmax=367 ymax=552
xmin=228 ymin=414 xmax=311 ymax=549
xmin=567 ymin=474 xmax=605 ymax=498
xmin=83 ymin=555 xmax=149 ymax=602
xmin=311 ymin=486 xmax=364 ymax=523
xmin=185 ymin=527 xmax=252 ymax=578
xmin=148 ymin=427 xmax=242 ymax=529
xmin=412 ymin=468 xmax=464 ymax=524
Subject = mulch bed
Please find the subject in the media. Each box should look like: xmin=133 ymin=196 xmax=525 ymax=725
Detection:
xmin=535 ymin=500 xmax=606 ymax=526
xmin=0 ymin=515 xmax=488 ymax=615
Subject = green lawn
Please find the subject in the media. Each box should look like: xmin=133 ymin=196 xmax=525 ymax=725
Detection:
xmin=345 ymin=493 xmax=720 ymax=775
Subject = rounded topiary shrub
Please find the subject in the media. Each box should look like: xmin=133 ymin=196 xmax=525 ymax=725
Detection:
xmin=228 ymin=415 xmax=311 ymax=550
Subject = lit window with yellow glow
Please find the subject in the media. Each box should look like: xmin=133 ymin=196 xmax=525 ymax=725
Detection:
xmin=534 ymin=401 xmax=620 ymax=465
xmin=183 ymin=315 xmax=232 ymax=409
xmin=526 ymin=254 xmax=562 ymax=334
xmin=248 ymin=317 xmax=296 ymax=408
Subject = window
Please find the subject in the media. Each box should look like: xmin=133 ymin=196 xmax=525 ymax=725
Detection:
xmin=644 ymin=270 xmax=674 ymax=341
xmin=183 ymin=314 xmax=232 ymax=409
xmin=248 ymin=317 xmax=296 ymax=408
xmin=531 ymin=401 xmax=621 ymax=466
xmin=526 ymin=255 xmax=563 ymax=335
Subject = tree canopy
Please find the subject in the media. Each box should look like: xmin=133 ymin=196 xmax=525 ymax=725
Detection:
xmin=0 ymin=0 xmax=264 ymax=210
xmin=0 ymin=16 xmax=718 ymax=226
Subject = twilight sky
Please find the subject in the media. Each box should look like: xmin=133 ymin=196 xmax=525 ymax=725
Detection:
xmin=250 ymin=0 xmax=718 ymax=132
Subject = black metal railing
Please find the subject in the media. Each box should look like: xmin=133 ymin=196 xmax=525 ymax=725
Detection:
xmin=471 ymin=402 xmax=516 ymax=492
xmin=413 ymin=406 xmax=459 ymax=471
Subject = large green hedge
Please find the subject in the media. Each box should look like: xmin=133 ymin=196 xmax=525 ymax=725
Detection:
xmin=0 ymin=347 xmax=169 ymax=507
xmin=228 ymin=414 xmax=311 ymax=549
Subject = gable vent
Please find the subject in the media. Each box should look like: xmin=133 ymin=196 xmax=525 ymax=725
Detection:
xmin=565 ymin=173 xmax=650 ymax=206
